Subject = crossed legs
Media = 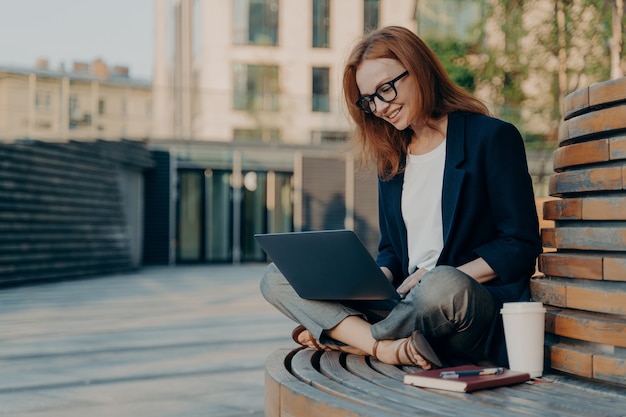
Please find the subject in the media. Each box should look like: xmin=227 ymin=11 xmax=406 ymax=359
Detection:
xmin=260 ymin=263 xmax=496 ymax=367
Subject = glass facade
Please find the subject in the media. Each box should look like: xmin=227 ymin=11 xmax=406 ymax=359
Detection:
xmin=233 ymin=0 xmax=279 ymax=46
xmin=312 ymin=0 xmax=330 ymax=48
xmin=312 ymin=67 xmax=330 ymax=112
xmin=233 ymin=64 xmax=280 ymax=112
xmin=176 ymin=165 xmax=292 ymax=263
xmin=363 ymin=0 xmax=379 ymax=33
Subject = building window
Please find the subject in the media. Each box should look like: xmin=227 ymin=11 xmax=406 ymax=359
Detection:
xmin=312 ymin=67 xmax=330 ymax=112
xmin=233 ymin=128 xmax=281 ymax=143
xmin=312 ymin=0 xmax=330 ymax=48
xmin=310 ymin=130 xmax=349 ymax=144
xmin=233 ymin=0 xmax=279 ymax=46
xmin=363 ymin=0 xmax=379 ymax=33
xmin=98 ymin=99 xmax=105 ymax=115
xmin=68 ymin=95 xmax=91 ymax=130
xmin=34 ymin=91 xmax=51 ymax=111
xmin=416 ymin=0 xmax=482 ymax=42
xmin=233 ymin=64 xmax=279 ymax=112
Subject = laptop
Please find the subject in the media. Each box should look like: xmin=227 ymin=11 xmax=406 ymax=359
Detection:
xmin=255 ymin=229 xmax=400 ymax=301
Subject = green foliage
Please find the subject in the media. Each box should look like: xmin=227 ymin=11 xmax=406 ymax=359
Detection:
xmin=426 ymin=38 xmax=477 ymax=92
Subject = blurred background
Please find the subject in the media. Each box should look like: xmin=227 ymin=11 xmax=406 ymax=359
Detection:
xmin=0 ymin=0 xmax=623 ymax=285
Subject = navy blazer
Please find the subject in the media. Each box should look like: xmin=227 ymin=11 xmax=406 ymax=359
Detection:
xmin=376 ymin=112 xmax=542 ymax=306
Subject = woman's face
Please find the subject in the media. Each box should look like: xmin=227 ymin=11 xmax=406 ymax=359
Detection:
xmin=355 ymin=58 xmax=415 ymax=131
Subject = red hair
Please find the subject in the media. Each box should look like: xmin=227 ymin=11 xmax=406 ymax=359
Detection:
xmin=343 ymin=26 xmax=489 ymax=180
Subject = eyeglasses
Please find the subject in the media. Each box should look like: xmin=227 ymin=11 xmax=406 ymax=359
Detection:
xmin=355 ymin=71 xmax=409 ymax=114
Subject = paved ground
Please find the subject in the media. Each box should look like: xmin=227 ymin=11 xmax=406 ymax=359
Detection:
xmin=0 ymin=264 xmax=295 ymax=417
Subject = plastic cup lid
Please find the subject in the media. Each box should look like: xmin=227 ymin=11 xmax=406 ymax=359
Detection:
xmin=500 ymin=302 xmax=546 ymax=313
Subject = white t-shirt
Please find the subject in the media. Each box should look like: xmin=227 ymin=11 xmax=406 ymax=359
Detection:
xmin=401 ymin=140 xmax=446 ymax=274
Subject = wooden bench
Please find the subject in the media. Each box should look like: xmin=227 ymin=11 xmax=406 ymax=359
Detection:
xmin=533 ymin=76 xmax=626 ymax=385
xmin=265 ymin=77 xmax=626 ymax=415
xmin=265 ymin=348 xmax=626 ymax=417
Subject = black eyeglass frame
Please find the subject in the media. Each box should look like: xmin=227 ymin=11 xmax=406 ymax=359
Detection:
xmin=355 ymin=71 xmax=409 ymax=114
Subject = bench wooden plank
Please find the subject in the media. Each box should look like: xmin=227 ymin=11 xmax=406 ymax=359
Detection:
xmin=583 ymin=196 xmax=626 ymax=220
xmin=553 ymin=139 xmax=609 ymax=171
xmin=539 ymin=252 xmax=626 ymax=282
xmin=563 ymin=77 xmax=626 ymax=120
xmin=319 ymin=352 xmax=465 ymax=416
xmin=558 ymin=104 xmax=626 ymax=144
xmin=539 ymin=252 xmax=603 ymax=280
xmin=268 ymin=347 xmax=626 ymax=417
xmin=532 ymin=276 xmax=626 ymax=315
xmin=290 ymin=349 xmax=408 ymax=415
xmin=542 ymin=198 xmax=582 ymax=220
xmin=589 ymin=77 xmax=626 ymax=108
xmin=548 ymin=343 xmax=626 ymax=387
xmin=549 ymin=343 xmax=593 ymax=378
xmin=548 ymin=166 xmax=624 ymax=196
xmin=550 ymin=226 xmax=626 ymax=251
xmin=347 ymin=353 xmax=615 ymax=417
xmin=604 ymin=256 xmax=626 ymax=281
xmin=547 ymin=308 xmax=626 ymax=348
xmin=541 ymin=228 xmax=556 ymax=249
xmin=608 ymin=134 xmax=626 ymax=160
xmin=265 ymin=349 xmax=392 ymax=417
xmin=562 ymin=86 xmax=589 ymax=120
xmin=594 ymin=355 xmax=626 ymax=386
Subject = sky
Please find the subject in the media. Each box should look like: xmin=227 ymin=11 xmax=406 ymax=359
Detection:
xmin=0 ymin=0 xmax=154 ymax=80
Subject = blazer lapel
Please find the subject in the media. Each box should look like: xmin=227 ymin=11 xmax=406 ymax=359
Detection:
xmin=442 ymin=113 xmax=467 ymax=244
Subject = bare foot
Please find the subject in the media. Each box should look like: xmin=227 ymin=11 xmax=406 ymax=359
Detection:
xmin=373 ymin=338 xmax=432 ymax=370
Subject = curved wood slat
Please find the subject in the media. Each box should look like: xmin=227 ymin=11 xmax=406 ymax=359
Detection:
xmin=319 ymin=353 xmax=461 ymax=416
xmin=543 ymin=199 xmax=582 ymax=220
xmin=550 ymin=226 xmax=626 ymax=251
xmin=539 ymin=252 xmax=603 ymax=280
xmin=546 ymin=308 xmax=626 ymax=348
xmin=539 ymin=252 xmax=626 ymax=282
xmin=531 ymin=276 xmax=626 ymax=315
xmin=549 ymin=343 xmax=626 ymax=387
xmin=543 ymin=197 xmax=626 ymax=221
xmin=562 ymin=87 xmax=589 ymax=121
xmin=549 ymin=343 xmax=593 ymax=378
xmin=266 ymin=347 xmax=626 ymax=416
xmin=558 ymin=104 xmax=626 ymax=145
xmin=553 ymin=139 xmax=609 ymax=171
xmin=562 ymin=77 xmax=626 ymax=120
xmin=289 ymin=350 xmax=407 ymax=416
xmin=265 ymin=349 xmax=389 ymax=417
xmin=553 ymin=135 xmax=626 ymax=171
xmin=548 ymin=166 xmax=624 ymax=196
xmin=541 ymin=228 xmax=556 ymax=248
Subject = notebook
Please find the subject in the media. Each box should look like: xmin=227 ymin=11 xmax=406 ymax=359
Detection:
xmin=403 ymin=365 xmax=531 ymax=393
xmin=255 ymin=229 xmax=400 ymax=301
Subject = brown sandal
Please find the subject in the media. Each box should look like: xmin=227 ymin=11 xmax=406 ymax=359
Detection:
xmin=291 ymin=324 xmax=369 ymax=355
xmin=291 ymin=324 xmax=322 ymax=350
xmin=371 ymin=331 xmax=442 ymax=369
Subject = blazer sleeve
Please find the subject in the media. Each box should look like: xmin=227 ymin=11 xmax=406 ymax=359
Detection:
xmin=473 ymin=121 xmax=542 ymax=283
xmin=376 ymin=179 xmax=404 ymax=284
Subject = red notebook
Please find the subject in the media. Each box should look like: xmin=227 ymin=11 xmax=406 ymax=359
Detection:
xmin=403 ymin=365 xmax=531 ymax=393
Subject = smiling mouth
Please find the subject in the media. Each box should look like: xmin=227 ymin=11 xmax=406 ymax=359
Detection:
xmin=387 ymin=108 xmax=401 ymax=120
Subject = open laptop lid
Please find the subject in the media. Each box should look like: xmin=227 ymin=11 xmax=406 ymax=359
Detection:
xmin=255 ymin=229 xmax=400 ymax=301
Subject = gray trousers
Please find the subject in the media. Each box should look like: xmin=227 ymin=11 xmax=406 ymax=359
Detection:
xmin=260 ymin=263 xmax=497 ymax=363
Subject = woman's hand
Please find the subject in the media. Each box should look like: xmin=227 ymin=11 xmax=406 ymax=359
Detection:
xmin=397 ymin=268 xmax=429 ymax=295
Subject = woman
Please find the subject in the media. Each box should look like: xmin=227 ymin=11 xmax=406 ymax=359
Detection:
xmin=261 ymin=26 xmax=541 ymax=369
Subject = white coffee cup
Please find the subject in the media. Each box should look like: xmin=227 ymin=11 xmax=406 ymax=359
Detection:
xmin=500 ymin=302 xmax=546 ymax=378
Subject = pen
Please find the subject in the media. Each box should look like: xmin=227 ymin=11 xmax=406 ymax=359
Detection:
xmin=439 ymin=367 xmax=504 ymax=379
